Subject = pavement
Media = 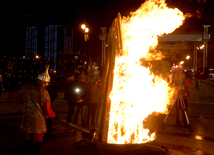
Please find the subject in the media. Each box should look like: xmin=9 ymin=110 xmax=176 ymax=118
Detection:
xmin=0 ymin=80 xmax=214 ymax=155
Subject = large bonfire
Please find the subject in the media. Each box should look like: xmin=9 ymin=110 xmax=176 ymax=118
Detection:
xmin=107 ymin=0 xmax=186 ymax=144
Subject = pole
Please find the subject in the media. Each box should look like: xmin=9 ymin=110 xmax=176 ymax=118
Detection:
xmin=59 ymin=119 xmax=94 ymax=135
xmin=100 ymin=27 xmax=107 ymax=67
xmin=94 ymin=13 xmax=123 ymax=142
xmin=84 ymin=34 xmax=86 ymax=55
xmin=193 ymin=43 xmax=197 ymax=73
xmin=203 ymin=25 xmax=210 ymax=70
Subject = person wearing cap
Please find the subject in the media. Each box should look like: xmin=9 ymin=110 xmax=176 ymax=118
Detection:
xmin=13 ymin=66 xmax=56 ymax=155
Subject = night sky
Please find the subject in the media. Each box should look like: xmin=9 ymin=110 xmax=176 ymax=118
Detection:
xmin=2 ymin=0 xmax=214 ymax=62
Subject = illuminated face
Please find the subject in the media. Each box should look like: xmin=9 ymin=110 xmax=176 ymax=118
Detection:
xmin=41 ymin=82 xmax=48 ymax=88
xmin=81 ymin=78 xmax=86 ymax=83
xmin=96 ymin=79 xmax=101 ymax=85
xmin=69 ymin=76 xmax=75 ymax=81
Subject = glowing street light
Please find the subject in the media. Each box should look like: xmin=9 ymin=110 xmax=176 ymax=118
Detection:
xmin=180 ymin=61 xmax=184 ymax=65
xmin=75 ymin=88 xmax=80 ymax=93
xmin=196 ymin=44 xmax=204 ymax=50
xmin=186 ymin=55 xmax=190 ymax=60
xmin=85 ymin=28 xmax=89 ymax=33
xmin=200 ymin=44 xmax=204 ymax=49
xmin=81 ymin=23 xmax=90 ymax=55
xmin=81 ymin=24 xmax=86 ymax=30
xmin=186 ymin=55 xmax=191 ymax=69
xmin=81 ymin=24 xmax=89 ymax=33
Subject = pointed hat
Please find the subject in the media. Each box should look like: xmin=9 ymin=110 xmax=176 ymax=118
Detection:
xmin=37 ymin=64 xmax=51 ymax=82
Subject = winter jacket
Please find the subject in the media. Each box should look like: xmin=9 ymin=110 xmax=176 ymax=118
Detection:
xmin=90 ymin=83 xmax=101 ymax=104
xmin=64 ymin=80 xmax=76 ymax=102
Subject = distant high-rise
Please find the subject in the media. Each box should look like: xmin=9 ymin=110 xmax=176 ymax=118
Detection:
xmin=24 ymin=13 xmax=73 ymax=60
xmin=25 ymin=26 xmax=38 ymax=58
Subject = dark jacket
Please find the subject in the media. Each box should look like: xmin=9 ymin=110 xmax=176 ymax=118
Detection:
xmin=73 ymin=81 xmax=91 ymax=106
xmin=64 ymin=80 xmax=76 ymax=102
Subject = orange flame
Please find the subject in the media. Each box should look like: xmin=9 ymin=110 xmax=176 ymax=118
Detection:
xmin=107 ymin=0 xmax=185 ymax=144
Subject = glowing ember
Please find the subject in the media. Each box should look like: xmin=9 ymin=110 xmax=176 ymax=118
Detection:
xmin=107 ymin=0 xmax=186 ymax=144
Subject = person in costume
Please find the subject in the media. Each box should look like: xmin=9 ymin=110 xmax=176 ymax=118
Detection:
xmin=13 ymin=65 xmax=56 ymax=155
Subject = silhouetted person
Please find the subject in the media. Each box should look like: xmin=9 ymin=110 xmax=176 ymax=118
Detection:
xmin=64 ymin=73 xmax=76 ymax=123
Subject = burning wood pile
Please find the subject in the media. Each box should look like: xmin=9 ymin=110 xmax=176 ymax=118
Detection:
xmin=73 ymin=0 xmax=188 ymax=154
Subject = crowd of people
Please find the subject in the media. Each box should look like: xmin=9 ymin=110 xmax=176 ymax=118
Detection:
xmin=0 ymin=54 xmax=99 ymax=94
xmin=1 ymin=54 xmax=102 ymax=154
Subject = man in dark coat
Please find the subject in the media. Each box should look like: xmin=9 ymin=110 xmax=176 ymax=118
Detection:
xmin=64 ymin=73 xmax=76 ymax=123
xmin=72 ymin=73 xmax=90 ymax=130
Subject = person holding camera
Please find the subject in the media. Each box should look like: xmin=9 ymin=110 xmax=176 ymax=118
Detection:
xmin=64 ymin=73 xmax=76 ymax=123
xmin=71 ymin=73 xmax=90 ymax=132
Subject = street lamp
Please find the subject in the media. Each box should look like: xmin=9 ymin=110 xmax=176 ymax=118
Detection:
xmin=85 ymin=28 xmax=89 ymax=33
xmin=81 ymin=24 xmax=89 ymax=55
xmin=81 ymin=24 xmax=89 ymax=39
xmin=186 ymin=55 xmax=190 ymax=60
xmin=179 ymin=61 xmax=184 ymax=70
xmin=200 ymin=44 xmax=204 ymax=50
xmin=186 ymin=55 xmax=190 ymax=70
xmin=195 ymin=45 xmax=204 ymax=72
xmin=81 ymin=24 xmax=86 ymax=30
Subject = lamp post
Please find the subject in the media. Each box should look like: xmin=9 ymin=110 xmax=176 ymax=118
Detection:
xmin=186 ymin=55 xmax=190 ymax=60
xmin=186 ymin=55 xmax=190 ymax=70
xmin=194 ymin=44 xmax=204 ymax=73
xmin=180 ymin=61 xmax=184 ymax=66
xmin=203 ymin=25 xmax=210 ymax=70
xmin=81 ymin=24 xmax=89 ymax=55
xmin=179 ymin=61 xmax=184 ymax=70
